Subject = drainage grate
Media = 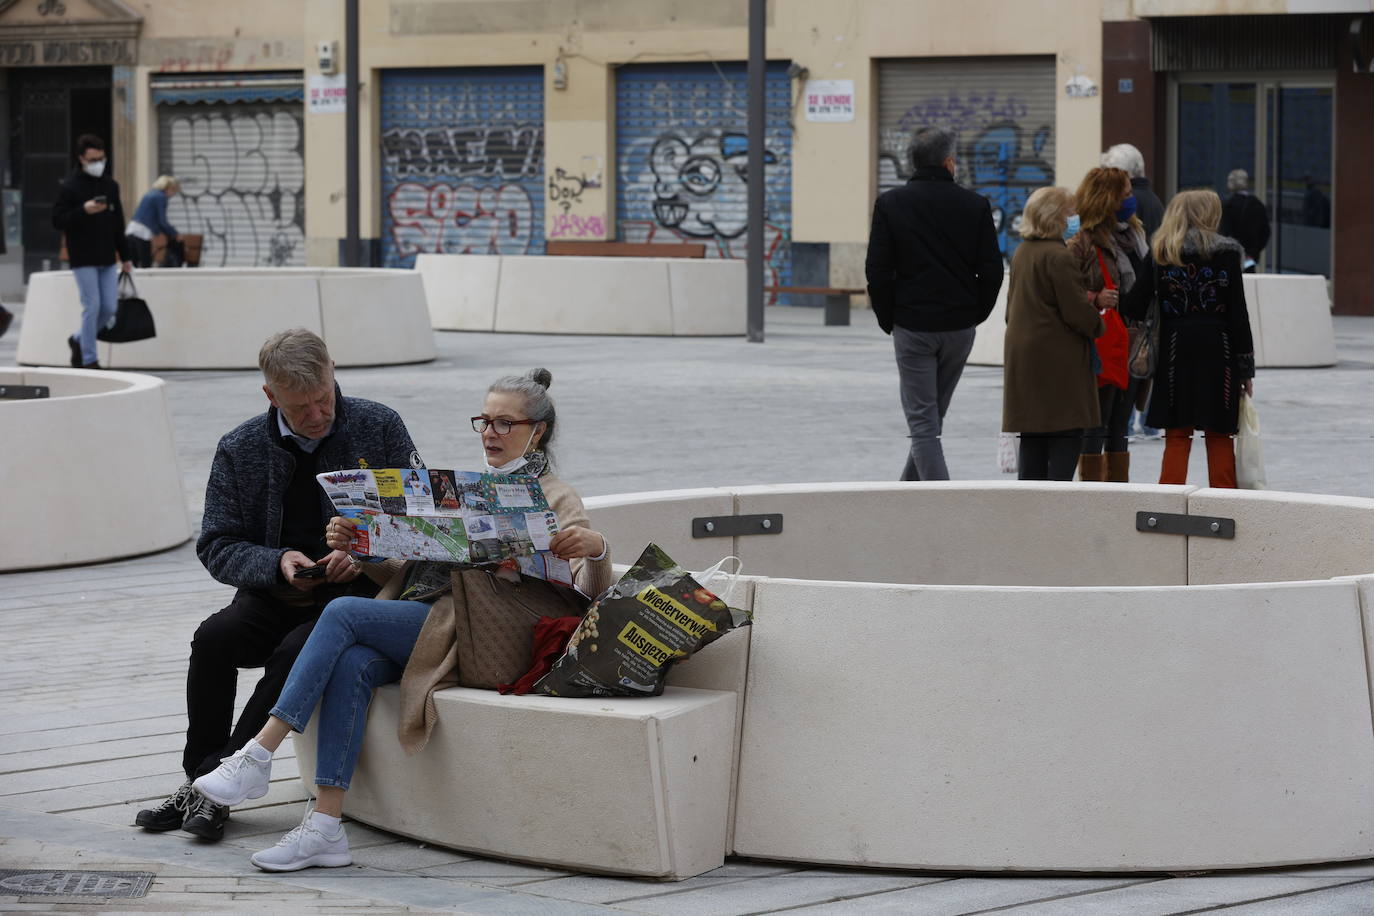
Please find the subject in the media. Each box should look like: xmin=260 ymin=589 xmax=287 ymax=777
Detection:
xmin=0 ymin=869 xmax=154 ymax=898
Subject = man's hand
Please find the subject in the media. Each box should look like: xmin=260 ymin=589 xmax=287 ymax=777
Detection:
xmin=280 ymin=550 xmax=320 ymax=591
xmin=1096 ymin=288 xmax=1119 ymax=310
xmin=120 ymin=260 xmax=132 ymax=274
xmin=1243 ymin=378 xmax=1254 ymax=398
xmin=320 ymin=548 xmax=362 ymax=584
xmin=548 ymin=526 xmax=606 ymax=561
xmin=83 ymin=199 xmax=108 ymax=215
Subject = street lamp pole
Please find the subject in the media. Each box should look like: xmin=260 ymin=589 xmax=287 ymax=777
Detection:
xmin=746 ymin=0 xmax=766 ymax=342
xmin=344 ymin=0 xmax=360 ymax=267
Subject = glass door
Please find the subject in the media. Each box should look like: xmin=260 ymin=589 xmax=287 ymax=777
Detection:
xmin=1170 ymin=75 xmax=1333 ymax=277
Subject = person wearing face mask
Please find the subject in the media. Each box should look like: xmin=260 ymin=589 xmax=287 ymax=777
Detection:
xmin=1068 ymin=167 xmax=1149 ymax=482
xmin=1002 ymin=187 xmax=1105 ymax=481
xmin=190 ymin=368 xmax=613 ymax=873
xmin=51 ymin=134 xmax=132 ymax=369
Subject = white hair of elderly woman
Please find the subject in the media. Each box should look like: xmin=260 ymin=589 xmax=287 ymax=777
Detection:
xmin=1100 ymin=143 xmax=1146 ymax=179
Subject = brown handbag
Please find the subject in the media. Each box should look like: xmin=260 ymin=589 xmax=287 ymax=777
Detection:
xmin=451 ymin=569 xmax=588 ymax=689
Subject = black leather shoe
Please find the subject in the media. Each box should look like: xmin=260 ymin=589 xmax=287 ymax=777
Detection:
xmin=81 ymin=361 xmax=102 ymax=370
xmin=135 ymin=780 xmax=194 ymax=832
xmin=181 ymin=791 xmax=230 ymax=841
xmin=67 ymin=335 xmax=82 ymax=368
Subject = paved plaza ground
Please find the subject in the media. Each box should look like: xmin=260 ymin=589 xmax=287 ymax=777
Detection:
xmin=3 ymin=302 xmax=1374 ymax=913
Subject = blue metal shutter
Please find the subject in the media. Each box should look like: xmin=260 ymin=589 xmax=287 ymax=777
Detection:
xmin=615 ymin=62 xmax=792 ymax=294
xmin=380 ymin=67 xmax=545 ymax=267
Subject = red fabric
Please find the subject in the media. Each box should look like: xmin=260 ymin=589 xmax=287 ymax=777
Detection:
xmin=1093 ymin=246 xmax=1129 ymax=389
xmin=498 ymin=616 xmax=581 ymax=695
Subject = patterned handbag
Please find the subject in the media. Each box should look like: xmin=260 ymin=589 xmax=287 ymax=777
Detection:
xmin=451 ymin=569 xmax=588 ymax=689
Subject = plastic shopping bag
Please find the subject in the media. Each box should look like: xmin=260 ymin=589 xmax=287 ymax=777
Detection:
xmin=998 ymin=432 xmax=1018 ymax=474
xmin=1236 ymin=394 xmax=1266 ymax=490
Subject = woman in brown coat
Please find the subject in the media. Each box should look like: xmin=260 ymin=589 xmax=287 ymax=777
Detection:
xmin=189 ymin=368 xmax=613 ymax=871
xmin=1003 ymin=186 xmax=1104 ymax=480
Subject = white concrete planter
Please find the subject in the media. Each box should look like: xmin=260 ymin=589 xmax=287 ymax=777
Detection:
xmin=295 ymin=482 xmax=1374 ymax=876
xmin=16 ymin=268 xmax=437 ymax=370
xmin=0 ymin=367 xmax=191 ymax=571
xmin=969 ymin=272 xmax=1337 ymax=369
xmin=416 ymin=253 xmax=746 ymax=335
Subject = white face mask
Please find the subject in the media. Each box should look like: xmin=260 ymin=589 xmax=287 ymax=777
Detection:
xmin=82 ymin=160 xmax=106 ymax=178
xmin=482 ymin=426 xmax=538 ymax=473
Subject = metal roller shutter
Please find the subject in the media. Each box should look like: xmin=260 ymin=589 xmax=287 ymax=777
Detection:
xmin=616 ymin=62 xmax=793 ymax=292
xmin=379 ymin=67 xmax=545 ymax=267
xmin=155 ymin=76 xmax=305 ymax=267
xmin=877 ymin=57 xmax=1056 ymax=264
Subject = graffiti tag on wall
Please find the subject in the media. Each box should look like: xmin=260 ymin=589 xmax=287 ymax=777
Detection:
xmin=163 ymin=109 xmax=304 ymax=267
xmin=387 ymin=182 xmax=534 ymax=257
xmin=878 ymin=92 xmax=1053 ymax=263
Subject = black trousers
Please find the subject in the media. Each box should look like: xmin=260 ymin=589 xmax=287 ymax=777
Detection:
xmin=1083 ymin=378 xmax=1141 ymax=455
xmin=1018 ymin=429 xmax=1084 ymax=481
xmin=182 ymin=586 xmax=353 ymax=779
xmin=126 ymin=235 xmax=154 ymax=269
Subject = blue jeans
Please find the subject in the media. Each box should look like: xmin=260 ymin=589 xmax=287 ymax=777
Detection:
xmin=72 ymin=264 xmax=119 ymax=364
xmin=269 ymin=596 xmax=431 ymax=789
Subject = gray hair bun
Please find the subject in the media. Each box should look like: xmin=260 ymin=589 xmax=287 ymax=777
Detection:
xmin=528 ymin=368 xmax=553 ymax=389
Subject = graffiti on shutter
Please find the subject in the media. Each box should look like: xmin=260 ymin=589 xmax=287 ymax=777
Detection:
xmin=380 ymin=69 xmax=545 ymax=266
xmin=162 ymin=108 xmax=305 ymax=267
xmin=616 ymin=63 xmax=792 ymax=296
xmin=877 ymin=59 xmax=1055 ymax=264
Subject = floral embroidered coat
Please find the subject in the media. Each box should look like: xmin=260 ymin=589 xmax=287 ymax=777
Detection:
xmin=1122 ymin=235 xmax=1255 ymax=434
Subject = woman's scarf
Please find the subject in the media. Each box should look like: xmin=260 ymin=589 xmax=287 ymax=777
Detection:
xmin=1109 ymin=222 xmax=1148 ymax=294
xmin=397 ymin=449 xmax=551 ymax=601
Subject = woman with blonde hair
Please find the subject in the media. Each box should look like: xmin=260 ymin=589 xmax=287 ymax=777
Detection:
xmin=1121 ymin=190 xmax=1255 ymax=487
xmin=1002 ymin=186 xmax=1104 ymax=480
xmin=1068 ymin=166 xmax=1148 ymax=482
xmin=125 ymin=174 xmax=181 ymax=268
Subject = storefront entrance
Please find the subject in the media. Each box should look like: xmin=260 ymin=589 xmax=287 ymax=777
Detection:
xmin=1172 ymin=76 xmax=1333 ymax=277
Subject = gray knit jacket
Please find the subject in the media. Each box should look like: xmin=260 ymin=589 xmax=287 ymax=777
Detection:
xmin=196 ymin=389 xmax=421 ymax=590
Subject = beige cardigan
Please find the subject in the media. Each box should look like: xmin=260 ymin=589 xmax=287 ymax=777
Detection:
xmin=358 ymin=474 xmax=613 ymax=754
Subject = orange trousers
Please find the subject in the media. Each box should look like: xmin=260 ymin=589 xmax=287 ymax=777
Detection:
xmin=1159 ymin=428 xmax=1237 ymax=488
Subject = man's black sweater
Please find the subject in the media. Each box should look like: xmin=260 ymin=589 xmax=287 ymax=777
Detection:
xmin=51 ymin=169 xmax=130 ymax=267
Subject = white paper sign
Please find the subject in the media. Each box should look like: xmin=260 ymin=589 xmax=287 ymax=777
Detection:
xmin=804 ymin=79 xmax=855 ymax=122
xmin=308 ymin=74 xmax=347 ymax=114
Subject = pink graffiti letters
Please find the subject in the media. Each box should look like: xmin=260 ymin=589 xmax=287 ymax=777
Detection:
xmin=548 ymin=212 xmax=606 ymax=238
xmin=387 ymin=181 xmax=534 ymax=256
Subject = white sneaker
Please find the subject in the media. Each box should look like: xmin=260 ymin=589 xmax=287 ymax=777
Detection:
xmin=250 ymin=810 xmax=352 ymax=872
xmin=192 ymin=742 xmax=271 ymax=806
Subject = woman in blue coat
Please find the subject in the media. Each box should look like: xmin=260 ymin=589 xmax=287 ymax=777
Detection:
xmin=125 ymin=175 xmax=180 ymax=268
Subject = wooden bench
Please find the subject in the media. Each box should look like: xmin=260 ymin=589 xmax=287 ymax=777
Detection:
xmin=547 ymin=240 xmax=707 ymax=258
xmin=764 ymin=286 xmax=866 ymax=326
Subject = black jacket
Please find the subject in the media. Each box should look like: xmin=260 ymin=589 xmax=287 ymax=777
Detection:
xmin=1219 ymin=192 xmax=1270 ymax=262
xmin=52 ymin=169 xmax=130 ymax=267
xmin=865 ymin=167 xmax=1004 ymax=333
xmin=196 ymin=388 xmax=420 ymax=591
xmin=1131 ymin=177 xmax=1165 ymax=240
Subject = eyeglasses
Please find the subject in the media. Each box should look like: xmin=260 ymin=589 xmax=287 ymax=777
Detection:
xmin=471 ymin=416 xmax=539 ymax=435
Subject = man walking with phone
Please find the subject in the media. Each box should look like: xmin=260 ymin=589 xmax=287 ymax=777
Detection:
xmin=51 ymin=134 xmax=131 ymax=368
xmin=134 ymin=329 xmax=421 ymax=841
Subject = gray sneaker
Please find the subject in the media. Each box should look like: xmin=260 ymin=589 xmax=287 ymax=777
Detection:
xmin=181 ymin=790 xmax=230 ymax=841
xmin=251 ymin=809 xmax=351 ymax=872
xmin=192 ymin=743 xmax=271 ymax=806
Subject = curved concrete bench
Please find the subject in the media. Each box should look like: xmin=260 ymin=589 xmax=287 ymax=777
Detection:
xmin=969 ymin=272 xmax=1337 ymax=368
xmin=0 ymin=367 xmax=191 ymax=571
xmin=16 ymin=268 xmax=436 ymax=370
xmin=416 ymin=253 xmax=745 ymax=336
xmin=297 ymin=483 xmax=1374 ymax=877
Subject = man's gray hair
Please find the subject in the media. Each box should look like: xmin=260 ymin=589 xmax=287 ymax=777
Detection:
xmin=1100 ymin=143 xmax=1146 ymax=178
xmin=910 ymin=127 xmax=956 ymax=171
xmin=1227 ymin=168 xmax=1250 ymax=192
xmin=489 ymin=368 xmax=557 ymax=460
xmin=258 ymin=328 xmax=333 ymax=392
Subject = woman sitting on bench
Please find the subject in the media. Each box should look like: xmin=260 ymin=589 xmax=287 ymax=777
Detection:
xmin=192 ymin=368 xmax=614 ymax=871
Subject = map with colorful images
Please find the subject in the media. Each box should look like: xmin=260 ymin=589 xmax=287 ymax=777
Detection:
xmin=314 ymin=467 xmax=573 ymax=587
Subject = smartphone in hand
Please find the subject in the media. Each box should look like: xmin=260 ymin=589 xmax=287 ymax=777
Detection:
xmin=92 ymin=195 xmax=107 ymax=205
xmin=293 ymin=564 xmax=327 ymax=580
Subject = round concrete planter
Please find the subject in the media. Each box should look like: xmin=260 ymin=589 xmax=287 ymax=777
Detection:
xmin=17 ymin=268 xmax=437 ymax=370
xmin=0 ymin=367 xmax=191 ymax=571
xmin=294 ymin=482 xmax=1374 ymax=876
xmin=969 ymin=272 xmax=1337 ymax=368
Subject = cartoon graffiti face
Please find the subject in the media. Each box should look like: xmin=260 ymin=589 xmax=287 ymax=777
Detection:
xmin=649 ymin=132 xmax=775 ymax=240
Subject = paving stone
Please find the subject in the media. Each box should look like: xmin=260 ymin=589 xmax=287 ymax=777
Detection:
xmin=522 ymin=861 xmax=802 ymax=905
xmin=977 ymin=874 xmax=1366 ymax=914
xmin=351 ymin=840 xmax=479 ymax=872
xmin=789 ymin=876 xmax=1160 ymax=913
xmin=603 ymin=869 xmax=947 ymax=915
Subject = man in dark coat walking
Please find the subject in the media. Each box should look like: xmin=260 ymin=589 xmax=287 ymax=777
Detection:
xmin=865 ymin=127 xmax=1004 ymax=480
xmin=1220 ymin=168 xmax=1270 ymax=272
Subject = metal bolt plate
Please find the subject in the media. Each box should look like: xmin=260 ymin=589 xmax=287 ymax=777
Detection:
xmin=1135 ymin=511 xmax=1235 ymax=539
xmin=692 ymin=514 xmax=784 ymax=538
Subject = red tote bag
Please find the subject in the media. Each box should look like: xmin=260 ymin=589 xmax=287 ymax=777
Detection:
xmin=1094 ymin=247 xmax=1130 ymax=390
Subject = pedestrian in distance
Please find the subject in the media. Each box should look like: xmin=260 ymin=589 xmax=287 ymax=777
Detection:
xmin=1002 ymin=187 xmax=1104 ymax=481
xmin=134 ymin=329 xmax=421 ymax=842
xmin=865 ymin=126 xmax=1004 ymax=481
xmin=1069 ymin=167 xmax=1149 ymax=483
xmin=50 ymin=134 xmax=132 ymax=369
xmin=191 ymin=369 xmax=612 ymax=872
xmin=1121 ymin=190 xmax=1255 ymax=487
xmin=125 ymin=175 xmax=181 ymax=269
xmin=1219 ymin=168 xmax=1270 ymax=273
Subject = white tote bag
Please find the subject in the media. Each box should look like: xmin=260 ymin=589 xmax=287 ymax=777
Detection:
xmin=1235 ymin=394 xmax=1267 ymax=490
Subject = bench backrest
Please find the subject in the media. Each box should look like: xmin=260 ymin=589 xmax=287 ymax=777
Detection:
xmin=546 ymin=240 xmax=707 ymax=258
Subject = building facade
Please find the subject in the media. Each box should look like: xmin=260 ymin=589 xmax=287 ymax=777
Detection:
xmin=3 ymin=0 xmax=1370 ymax=312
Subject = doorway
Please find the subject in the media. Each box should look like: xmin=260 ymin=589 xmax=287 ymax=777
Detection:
xmin=1170 ymin=75 xmax=1333 ymax=277
xmin=8 ymin=67 xmax=112 ymax=277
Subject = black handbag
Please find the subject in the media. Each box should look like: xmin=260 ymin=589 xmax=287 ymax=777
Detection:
xmin=98 ymin=272 xmax=156 ymax=343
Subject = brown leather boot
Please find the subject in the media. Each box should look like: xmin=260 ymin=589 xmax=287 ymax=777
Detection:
xmin=1106 ymin=451 xmax=1130 ymax=483
xmin=1077 ymin=453 xmax=1106 ymax=482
